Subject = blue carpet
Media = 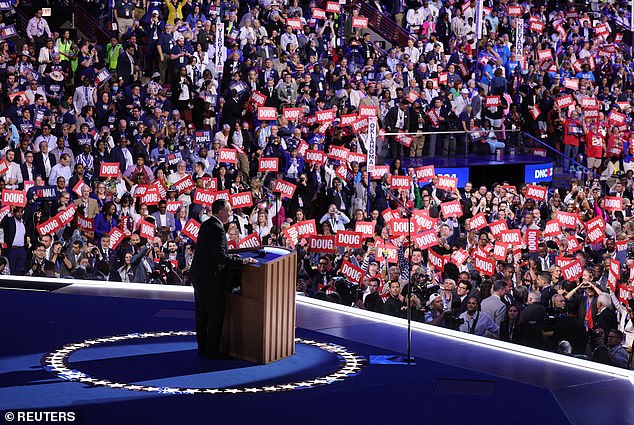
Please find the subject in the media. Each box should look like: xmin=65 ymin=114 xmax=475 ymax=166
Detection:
xmin=0 ymin=289 xmax=572 ymax=425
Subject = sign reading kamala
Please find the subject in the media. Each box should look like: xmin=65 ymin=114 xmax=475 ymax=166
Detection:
xmin=525 ymin=162 xmax=554 ymax=183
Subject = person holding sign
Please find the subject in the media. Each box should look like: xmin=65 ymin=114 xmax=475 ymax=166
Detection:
xmin=189 ymin=199 xmax=257 ymax=360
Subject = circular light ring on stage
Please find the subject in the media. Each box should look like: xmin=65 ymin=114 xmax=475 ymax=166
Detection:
xmin=41 ymin=331 xmax=367 ymax=394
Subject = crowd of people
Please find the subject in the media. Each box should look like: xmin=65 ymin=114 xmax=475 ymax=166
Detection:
xmin=0 ymin=0 xmax=632 ymax=368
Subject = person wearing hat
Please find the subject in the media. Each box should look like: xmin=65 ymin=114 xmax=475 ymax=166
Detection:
xmin=425 ymin=293 xmax=453 ymax=327
xmin=45 ymin=69 xmax=66 ymax=103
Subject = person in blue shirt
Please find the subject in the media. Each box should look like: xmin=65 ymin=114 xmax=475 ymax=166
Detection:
xmin=504 ymin=52 xmax=520 ymax=80
xmin=575 ymin=64 xmax=596 ymax=82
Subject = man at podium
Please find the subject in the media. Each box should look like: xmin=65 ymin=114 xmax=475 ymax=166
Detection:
xmin=190 ymin=199 xmax=257 ymax=359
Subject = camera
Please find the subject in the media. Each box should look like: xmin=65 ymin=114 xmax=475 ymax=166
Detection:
xmin=627 ymin=242 xmax=634 ymax=260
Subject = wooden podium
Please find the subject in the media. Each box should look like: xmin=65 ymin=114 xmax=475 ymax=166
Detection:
xmin=222 ymin=247 xmax=297 ymax=364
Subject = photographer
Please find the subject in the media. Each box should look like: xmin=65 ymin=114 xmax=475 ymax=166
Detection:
xmin=26 ymin=243 xmax=53 ymax=277
xmin=425 ymin=293 xmax=453 ymax=327
xmin=319 ymin=204 xmax=350 ymax=233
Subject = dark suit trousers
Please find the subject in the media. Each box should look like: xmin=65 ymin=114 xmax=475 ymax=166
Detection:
xmin=7 ymin=247 xmax=27 ymax=275
xmin=193 ymin=280 xmax=225 ymax=356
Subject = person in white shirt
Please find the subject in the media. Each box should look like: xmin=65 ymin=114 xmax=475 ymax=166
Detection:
xmin=5 ymin=150 xmax=23 ymax=190
xmin=279 ymin=25 xmax=298 ymax=53
xmin=48 ymin=153 xmax=72 ymax=186
xmin=319 ymin=204 xmax=350 ymax=233
xmin=73 ymin=79 xmax=97 ymax=115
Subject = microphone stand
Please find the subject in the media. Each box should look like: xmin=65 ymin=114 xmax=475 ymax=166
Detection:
xmin=383 ymin=184 xmax=415 ymax=365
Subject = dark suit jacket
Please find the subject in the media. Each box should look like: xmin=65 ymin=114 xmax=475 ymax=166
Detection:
xmin=116 ymin=51 xmax=134 ymax=84
xmin=109 ymin=146 xmax=129 ymax=172
xmin=189 ymin=216 xmax=242 ymax=289
xmin=384 ymin=105 xmax=410 ymax=132
xmin=596 ymin=307 xmax=618 ymax=338
xmin=0 ymin=215 xmax=32 ymax=250
xmin=258 ymin=68 xmax=279 ymax=88
xmin=20 ymin=163 xmax=37 ymax=184
xmin=33 ymin=152 xmax=56 ymax=179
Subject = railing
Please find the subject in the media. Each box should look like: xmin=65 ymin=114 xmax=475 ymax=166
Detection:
xmin=74 ymin=3 xmax=113 ymax=45
xmin=358 ymin=0 xmax=412 ymax=48
xmin=15 ymin=7 xmax=30 ymax=37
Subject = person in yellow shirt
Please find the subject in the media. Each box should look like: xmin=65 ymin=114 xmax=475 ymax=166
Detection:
xmin=165 ymin=0 xmax=188 ymax=25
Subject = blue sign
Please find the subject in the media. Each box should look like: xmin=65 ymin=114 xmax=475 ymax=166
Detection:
xmin=435 ymin=167 xmax=470 ymax=188
xmin=524 ymin=162 xmax=554 ymax=183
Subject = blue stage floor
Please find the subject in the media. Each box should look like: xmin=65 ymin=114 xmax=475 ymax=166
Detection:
xmin=0 ymin=281 xmax=632 ymax=425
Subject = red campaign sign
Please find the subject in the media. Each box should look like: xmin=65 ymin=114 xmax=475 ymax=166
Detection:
xmin=508 ymin=5 xmax=522 ymax=16
xmin=76 ymin=214 xmax=94 ymax=232
xmin=375 ymin=242 xmax=397 ymax=262
xmin=181 ymin=219 xmax=201 ymax=243
xmin=258 ymin=157 xmax=279 ymax=172
xmin=556 ymin=256 xmax=575 ymax=267
xmin=335 ymin=230 xmax=363 ymax=248
xmin=309 ymin=235 xmax=336 ymax=253
xmin=139 ymin=219 xmax=156 ymax=240
xmin=37 ymin=216 xmax=62 ymax=236
xmin=529 ymin=20 xmax=545 ymax=33
xmin=615 ymin=33 xmax=624 ymax=43
xmin=561 ymin=260 xmax=584 ymax=281
xmin=567 ymin=236 xmax=581 ymax=253
xmin=257 ymin=107 xmax=277 ymax=121
xmin=340 ymin=260 xmax=364 ymax=284
xmin=436 ymin=175 xmax=458 ymax=191
xmin=316 ymin=109 xmax=335 ymax=123
xmin=543 ymin=220 xmax=560 ymax=237
xmin=328 ymin=145 xmax=350 ymax=162
xmin=273 ymin=179 xmax=297 ymax=199
xmin=457 ymin=62 xmax=469 ymax=77
xmin=355 ymin=221 xmax=375 ymax=238
xmin=489 ymin=219 xmax=508 ymax=237
xmin=526 ymin=229 xmax=540 ymax=252
xmin=58 ymin=204 xmax=76 ymax=226
xmin=1 ymin=189 xmax=27 ymax=207
xmin=286 ymin=17 xmax=302 ymax=30
xmin=326 ymin=1 xmax=340 ymax=13
xmin=493 ymin=242 xmax=510 ymax=261
xmin=530 ymin=105 xmax=541 ymax=120
xmin=390 ymin=219 xmax=416 ymax=237
xmin=359 ymin=105 xmax=378 ymax=117
xmin=451 ymin=248 xmax=469 ymax=266
xmin=595 ymin=23 xmax=609 ymax=37
xmin=250 ymin=91 xmax=267 ymax=107
xmin=571 ymin=60 xmax=582 ymax=73
xmin=438 ymin=72 xmax=448 ymax=85
xmin=100 ymin=162 xmax=120 ymax=178
xmin=229 ymin=191 xmax=253 ymax=209
xmin=352 ymin=16 xmax=368 ymax=28
xmin=370 ymin=165 xmax=389 ymax=180
xmin=238 ymin=233 xmax=262 ymax=249
xmin=173 ymin=174 xmax=195 ymax=194
xmin=469 ymin=212 xmax=488 ymax=231
xmin=282 ymin=223 xmax=299 ymax=246
xmin=351 ymin=117 xmax=369 ymax=133
xmin=390 ymin=175 xmax=411 ymax=190
xmin=584 ymin=109 xmax=599 ymax=120
xmin=499 ymin=229 xmax=521 ymax=245
xmin=297 ymin=141 xmax=309 ymax=156
xmin=305 ymin=150 xmax=326 ymax=165
xmin=282 ymin=108 xmax=302 ymax=121
xmin=340 ymin=113 xmax=357 ymax=126
xmin=485 ymin=96 xmax=501 ymax=108
xmin=405 ymin=91 xmax=419 ymax=104
xmin=218 ymin=148 xmax=238 ymax=164
xmin=73 ymin=180 xmax=87 ymax=197
xmin=581 ymin=96 xmax=598 ymax=109
xmin=607 ymin=259 xmax=620 ymax=292
xmin=426 ymin=109 xmax=440 ymax=127
xmin=166 ymin=201 xmax=182 ymax=214
xmin=0 ymin=159 xmax=8 ymax=176
xmin=382 ymin=208 xmax=400 ymax=223
xmin=412 ymin=210 xmax=437 ymax=230
xmin=415 ymin=230 xmax=439 ymax=250
xmin=617 ymin=284 xmax=630 ymax=304
xmin=440 ymin=200 xmax=463 ymax=218
xmin=200 ymin=177 xmax=217 ymax=191
xmin=334 ymin=163 xmax=349 ymax=181
xmin=193 ymin=188 xmax=217 ymax=206
xmin=428 ymin=249 xmax=448 ymax=271
xmin=395 ymin=132 xmax=412 ymax=147
xmin=415 ymin=165 xmax=435 ymax=181
xmin=609 ymin=111 xmax=626 ymax=125
xmin=556 ymin=211 xmax=578 ymax=229
xmin=586 ymin=225 xmax=605 ymax=244
xmin=525 ymin=184 xmax=547 ymax=201
xmin=585 ymin=216 xmax=605 ymax=233
xmin=348 ymin=152 xmax=366 ymax=164
xmin=312 ymin=8 xmax=326 ymax=19
xmin=138 ymin=186 xmax=160 ymax=205
xmin=604 ymin=196 xmax=623 ymax=211
xmin=109 ymin=227 xmax=126 ymax=250
xmin=537 ymin=49 xmax=553 ymax=61
xmin=296 ymin=219 xmax=317 ymax=238
xmin=563 ymin=78 xmax=579 ymax=91
xmin=474 ymin=253 xmax=495 ymax=276
xmin=153 ymin=179 xmax=167 ymax=199
xmin=555 ymin=95 xmax=574 ymax=109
